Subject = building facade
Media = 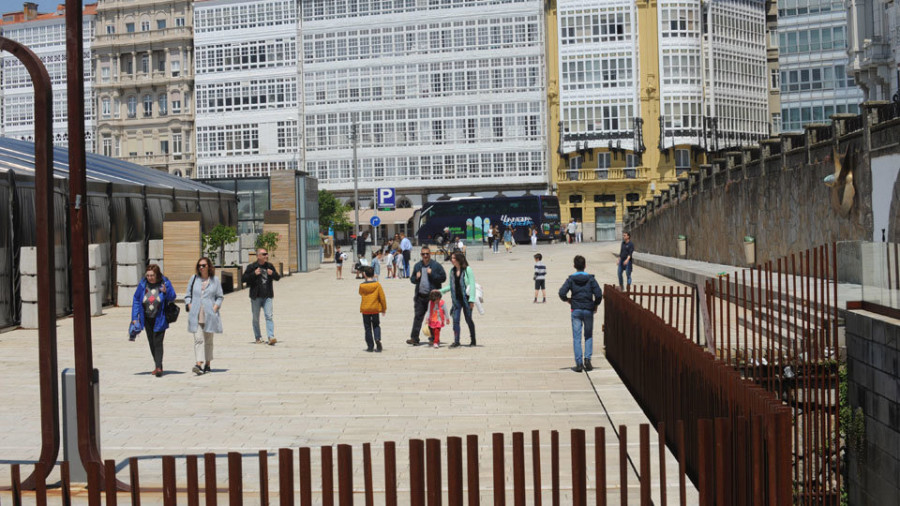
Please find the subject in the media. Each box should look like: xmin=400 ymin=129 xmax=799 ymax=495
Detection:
xmin=549 ymin=0 xmax=770 ymax=240
xmin=766 ymin=0 xmax=781 ymax=136
xmin=0 ymin=2 xmax=96 ymax=151
xmin=92 ymin=0 xmax=195 ymax=175
xmin=194 ymin=0 xmax=301 ymax=180
xmin=300 ymin=0 xmax=549 ymax=207
xmin=847 ymin=0 xmax=900 ymax=101
xmin=777 ymin=0 xmax=863 ymax=132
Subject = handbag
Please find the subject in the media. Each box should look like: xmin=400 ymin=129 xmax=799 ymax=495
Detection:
xmin=164 ymin=299 xmax=180 ymax=323
xmin=164 ymin=276 xmax=191 ymax=324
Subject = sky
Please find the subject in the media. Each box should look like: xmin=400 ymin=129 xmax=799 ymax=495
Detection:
xmin=0 ymin=0 xmax=92 ymax=16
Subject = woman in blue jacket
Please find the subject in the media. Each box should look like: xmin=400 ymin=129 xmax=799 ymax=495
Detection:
xmin=131 ymin=264 xmax=177 ymax=377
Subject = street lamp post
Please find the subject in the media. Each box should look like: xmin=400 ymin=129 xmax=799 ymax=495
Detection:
xmin=351 ymin=122 xmax=360 ymax=263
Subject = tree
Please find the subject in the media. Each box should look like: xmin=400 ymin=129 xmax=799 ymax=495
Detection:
xmin=202 ymin=224 xmax=238 ymax=266
xmin=318 ymin=189 xmax=353 ymax=233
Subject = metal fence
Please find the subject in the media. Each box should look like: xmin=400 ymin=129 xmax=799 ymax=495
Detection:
xmin=702 ymin=244 xmax=840 ymax=503
xmin=2 ymin=422 xmax=711 ymax=505
xmin=604 ymin=286 xmax=792 ymax=505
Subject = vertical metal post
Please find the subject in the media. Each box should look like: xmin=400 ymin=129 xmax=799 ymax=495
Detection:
xmin=65 ymin=0 xmax=106 ymax=486
xmin=351 ymin=122 xmax=360 ymax=263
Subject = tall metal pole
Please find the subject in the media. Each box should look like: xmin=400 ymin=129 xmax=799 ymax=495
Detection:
xmin=352 ymin=122 xmax=360 ymax=263
xmin=66 ymin=0 xmax=112 ymax=488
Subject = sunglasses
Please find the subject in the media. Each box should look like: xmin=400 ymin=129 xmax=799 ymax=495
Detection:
xmin=421 ymin=253 xmax=430 ymax=256
xmin=259 ymin=253 xmax=268 ymax=256
xmin=198 ymin=264 xmax=209 ymax=268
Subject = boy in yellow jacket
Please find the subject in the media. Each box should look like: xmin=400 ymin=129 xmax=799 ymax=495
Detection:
xmin=359 ymin=266 xmax=387 ymax=352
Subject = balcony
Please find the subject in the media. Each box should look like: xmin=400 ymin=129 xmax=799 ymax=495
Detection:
xmin=123 ymin=153 xmax=194 ymax=168
xmin=557 ymin=166 xmax=648 ymax=183
xmin=92 ymin=27 xmax=192 ymax=50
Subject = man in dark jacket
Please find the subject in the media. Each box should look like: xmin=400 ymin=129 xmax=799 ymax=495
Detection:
xmin=242 ymin=247 xmax=282 ymax=345
xmin=407 ymin=245 xmax=447 ymax=345
xmin=559 ymin=255 xmax=602 ymax=372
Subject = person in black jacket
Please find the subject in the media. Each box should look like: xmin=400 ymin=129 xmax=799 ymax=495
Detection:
xmin=406 ymin=245 xmax=447 ymax=345
xmin=558 ymin=255 xmax=602 ymax=372
xmin=242 ymin=247 xmax=282 ymax=345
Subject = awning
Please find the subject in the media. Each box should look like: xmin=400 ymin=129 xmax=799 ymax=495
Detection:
xmin=346 ymin=207 xmax=417 ymax=225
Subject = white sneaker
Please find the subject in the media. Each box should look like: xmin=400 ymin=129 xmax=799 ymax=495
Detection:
xmin=432 ymin=343 xmax=440 ymax=348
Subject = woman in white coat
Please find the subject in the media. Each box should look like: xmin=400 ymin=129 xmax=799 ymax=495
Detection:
xmin=185 ymin=257 xmax=224 ymax=375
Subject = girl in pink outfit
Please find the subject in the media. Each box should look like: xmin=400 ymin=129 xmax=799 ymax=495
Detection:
xmin=427 ymin=290 xmax=449 ymax=348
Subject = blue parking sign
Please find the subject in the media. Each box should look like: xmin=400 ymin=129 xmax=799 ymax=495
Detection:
xmin=377 ymin=188 xmax=395 ymax=208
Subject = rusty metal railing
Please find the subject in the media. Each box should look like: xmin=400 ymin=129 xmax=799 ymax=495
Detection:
xmin=619 ymin=285 xmax=697 ymax=343
xmin=604 ymin=285 xmax=793 ymax=504
xmin=702 ymin=244 xmax=841 ymax=504
xmin=3 ymin=423 xmax=708 ymax=505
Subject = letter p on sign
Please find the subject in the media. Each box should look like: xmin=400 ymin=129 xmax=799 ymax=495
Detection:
xmin=377 ymin=188 xmax=395 ymax=209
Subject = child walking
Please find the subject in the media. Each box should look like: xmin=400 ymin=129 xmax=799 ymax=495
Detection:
xmin=533 ymin=253 xmax=547 ymax=303
xmin=372 ymin=250 xmax=383 ymax=280
xmin=359 ymin=266 xmax=386 ymax=352
xmin=427 ymin=289 xmax=449 ymax=348
xmin=335 ymin=245 xmax=344 ymax=280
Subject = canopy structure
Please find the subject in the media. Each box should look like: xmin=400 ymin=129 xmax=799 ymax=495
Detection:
xmin=0 ymin=137 xmax=237 ymax=328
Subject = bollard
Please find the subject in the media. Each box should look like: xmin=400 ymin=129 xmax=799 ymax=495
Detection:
xmin=62 ymin=368 xmax=101 ymax=482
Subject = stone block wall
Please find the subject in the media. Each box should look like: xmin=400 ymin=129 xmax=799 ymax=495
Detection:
xmin=624 ymin=112 xmax=900 ymax=266
xmin=846 ymin=310 xmax=900 ymax=505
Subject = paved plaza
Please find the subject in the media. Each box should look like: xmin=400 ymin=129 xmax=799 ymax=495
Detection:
xmin=0 ymin=241 xmax=698 ymax=503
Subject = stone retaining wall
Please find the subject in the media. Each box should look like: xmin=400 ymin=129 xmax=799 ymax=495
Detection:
xmin=625 ymin=108 xmax=900 ymax=266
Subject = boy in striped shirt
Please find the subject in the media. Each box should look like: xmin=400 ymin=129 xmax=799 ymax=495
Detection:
xmin=533 ymin=253 xmax=547 ymax=303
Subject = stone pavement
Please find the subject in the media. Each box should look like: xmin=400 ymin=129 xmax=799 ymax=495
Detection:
xmin=0 ymin=241 xmax=698 ymax=504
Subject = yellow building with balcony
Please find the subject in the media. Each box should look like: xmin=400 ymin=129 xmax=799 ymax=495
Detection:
xmin=546 ymin=0 xmax=770 ymax=241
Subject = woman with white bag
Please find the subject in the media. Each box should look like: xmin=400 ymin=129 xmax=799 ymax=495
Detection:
xmin=185 ymin=257 xmax=225 ymax=375
xmin=441 ymin=252 xmax=478 ymax=348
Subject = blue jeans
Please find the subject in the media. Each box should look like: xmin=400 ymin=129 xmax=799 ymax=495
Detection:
xmin=363 ymin=314 xmax=381 ymax=349
xmin=617 ymin=261 xmax=632 ymax=289
xmin=570 ymin=309 xmax=594 ymax=365
xmin=451 ymin=301 xmax=476 ymax=344
xmin=251 ymin=297 xmax=275 ymax=340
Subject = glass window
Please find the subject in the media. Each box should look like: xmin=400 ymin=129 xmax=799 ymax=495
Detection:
xmin=158 ymin=94 xmax=167 ymax=115
xmin=126 ymin=22 xmax=135 ymax=33
xmin=127 ymin=96 xmax=137 ymax=117
xmin=143 ymin=94 xmax=153 ymax=116
xmin=157 ymin=19 xmax=166 ymax=29
xmin=141 ymin=21 xmax=150 ymax=31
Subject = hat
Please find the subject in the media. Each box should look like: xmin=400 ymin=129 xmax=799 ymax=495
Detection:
xmin=128 ymin=321 xmax=141 ymax=341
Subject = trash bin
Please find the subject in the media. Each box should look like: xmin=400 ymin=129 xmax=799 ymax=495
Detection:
xmin=743 ymin=236 xmax=755 ymax=265
xmin=677 ymin=234 xmax=687 ymax=257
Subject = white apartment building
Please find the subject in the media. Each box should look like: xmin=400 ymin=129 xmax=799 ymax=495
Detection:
xmin=777 ymin=0 xmax=864 ymax=132
xmin=556 ymin=0 xmax=640 ymax=154
xmin=92 ymin=0 xmax=195 ymax=175
xmin=194 ymin=0 xmax=301 ymax=179
xmin=0 ymin=3 xmax=96 ymax=151
xmin=301 ymin=0 xmax=548 ymax=206
xmin=847 ymin=0 xmax=900 ymax=101
xmin=557 ymin=0 xmax=769 ymax=156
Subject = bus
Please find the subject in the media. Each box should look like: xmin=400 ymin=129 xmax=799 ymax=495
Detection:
xmin=414 ymin=195 xmax=561 ymax=245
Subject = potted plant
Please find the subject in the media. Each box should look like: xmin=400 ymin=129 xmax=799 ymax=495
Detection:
xmin=255 ymin=231 xmax=283 ymax=275
xmin=202 ymin=224 xmax=238 ymax=267
xmin=203 ymin=225 xmax=239 ymax=291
